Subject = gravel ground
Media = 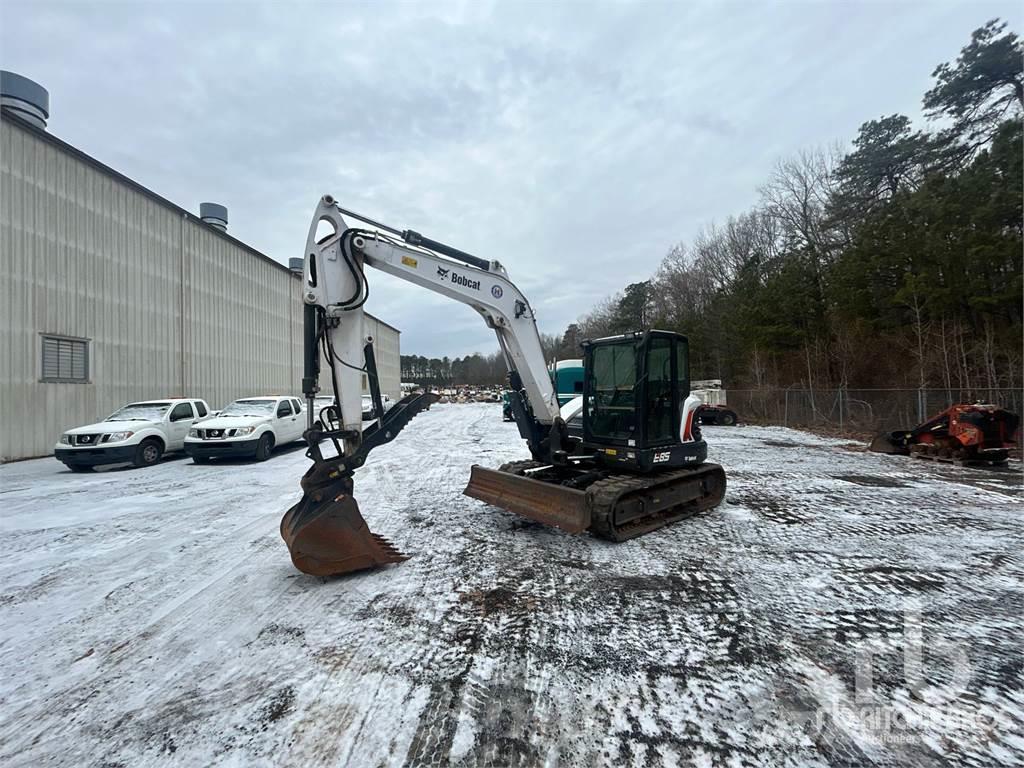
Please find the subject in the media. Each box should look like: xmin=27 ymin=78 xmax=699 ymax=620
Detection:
xmin=1 ymin=403 xmax=1021 ymax=767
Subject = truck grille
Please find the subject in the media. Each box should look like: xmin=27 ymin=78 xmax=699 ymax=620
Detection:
xmin=198 ymin=428 xmax=237 ymax=439
xmin=72 ymin=434 xmax=102 ymax=446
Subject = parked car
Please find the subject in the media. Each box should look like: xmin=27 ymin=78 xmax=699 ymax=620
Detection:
xmin=361 ymin=393 xmax=393 ymax=421
xmin=183 ymin=396 xmax=305 ymax=462
xmin=55 ymin=398 xmax=213 ymax=471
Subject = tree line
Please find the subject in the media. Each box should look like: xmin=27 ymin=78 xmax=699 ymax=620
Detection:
xmin=400 ymin=333 xmax=569 ymax=387
xmin=400 ymin=353 xmax=506 ymax=387
xmin=555 ymin=20 xmax=1022 ymax=392
xmin=406 ymin=21 xmax=1022 ymax=393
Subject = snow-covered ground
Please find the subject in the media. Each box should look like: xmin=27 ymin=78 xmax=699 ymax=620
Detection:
xmin=1 ymin=403 xmax=1021 ymax=767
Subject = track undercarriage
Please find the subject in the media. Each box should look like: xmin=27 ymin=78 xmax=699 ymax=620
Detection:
xmin=465 ymin=459 xmax=727 ymax=542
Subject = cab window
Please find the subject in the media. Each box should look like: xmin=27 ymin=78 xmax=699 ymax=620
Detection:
xmin=277 ymin=400 xmax=293 ymax=418
xmin=644 ymin=337 xmax=674 ymax=444
xmin=170 ymin=402 xmax=195 ymax=422
xmin=194 ymin=401 xmax=208 ymax=417
xmin=585 ymin=343 xmax=637 ymax=442
xmin=291 ymin=399 xmax=302 ymax=413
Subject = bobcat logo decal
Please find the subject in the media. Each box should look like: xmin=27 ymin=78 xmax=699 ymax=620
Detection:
xmin=436 ymin=267 xmax=450 ymax=279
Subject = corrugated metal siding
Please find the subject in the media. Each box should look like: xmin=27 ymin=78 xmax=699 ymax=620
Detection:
xmin=0 ymin=117 xmax=400 ymax=461
xmin=311 ymin=314 xmax=402 ymax=406
xmin=183 ymin=224 xmax=297 ymax=406
xmin=365 ymin=315 xmax=401 ymax=402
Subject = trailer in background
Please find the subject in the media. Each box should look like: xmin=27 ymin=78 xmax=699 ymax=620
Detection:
xmin=551 ymin=359 xmax=584 ymax=407
xmin=691 ymin=379 xmax=739 ymax=426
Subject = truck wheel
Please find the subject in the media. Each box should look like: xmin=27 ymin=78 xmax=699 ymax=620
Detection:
xmin=133 ymin=438 xmax=163 ymax=468
xmin=719 ymin=410 xmax=737 ymax=426
xmin=255 ymin=433 xmax=274 ymax=461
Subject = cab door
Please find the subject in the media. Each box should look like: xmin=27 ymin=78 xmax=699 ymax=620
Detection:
xmin=276 ymin=399 xmax=301 ymax=442
xmin=290 ymin=399 xmax=306 ymax=438
xmin=166 ymin=402 xmax=197 ymax=450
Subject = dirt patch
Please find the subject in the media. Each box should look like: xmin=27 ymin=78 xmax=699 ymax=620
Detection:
xmin=731 ymin=492 xmax=810 ymax=525
xmin=838 ymin=442 xmax=869 ymax=452
xmin=0 ymin=570 xmax=66 ymax=607
xmin=832 ymin=474 xmax=908 ymax=488
xmin=460 ymin=586 xmax=538 ymax=619
xmin=761 ymin=439 xmax=818 ymax=449
xmin=257 ymin=687 xmax=295 ymax=728
xmin=251 ymin=623 xmax=305 ymax=646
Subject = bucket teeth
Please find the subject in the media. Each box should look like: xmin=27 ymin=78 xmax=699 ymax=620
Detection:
xmin=370 ymin=534 xmax=408 ymax=562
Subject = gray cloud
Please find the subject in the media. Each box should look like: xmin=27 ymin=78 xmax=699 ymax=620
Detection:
xmin=2 ymin=0 xmax=1019 ymax=357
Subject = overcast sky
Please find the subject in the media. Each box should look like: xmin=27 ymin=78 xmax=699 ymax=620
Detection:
xmin=2 ymin=1 xmax=1019 ymax=358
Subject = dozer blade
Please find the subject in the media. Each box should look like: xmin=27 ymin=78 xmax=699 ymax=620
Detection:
xmin=868 ymin=432 xmax=910 ymax=455
xmin=280 ymin=479 xmax=407 ymax=577
xmin=464 ymin=464 xmax=590 ymax=533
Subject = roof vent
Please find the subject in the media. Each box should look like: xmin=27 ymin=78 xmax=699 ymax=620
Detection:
xmin=0 ymin=71 xmax=49 ymax=129
xmin=288 ymin=257 xmax=304 ymax=273
xmin=199 ymin=202 xmax=228 ymax=232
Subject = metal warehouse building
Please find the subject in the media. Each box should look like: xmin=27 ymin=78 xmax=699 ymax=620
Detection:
xmin=0 ymin=72 xmax=401 ymax=462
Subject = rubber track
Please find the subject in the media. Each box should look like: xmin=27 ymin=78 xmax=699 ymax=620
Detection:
xmin=586 ymin=466 xmax=724 ymax=541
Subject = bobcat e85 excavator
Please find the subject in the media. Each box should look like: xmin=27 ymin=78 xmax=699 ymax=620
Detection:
xmin=281 ymin=196 xmax=727 ymax=577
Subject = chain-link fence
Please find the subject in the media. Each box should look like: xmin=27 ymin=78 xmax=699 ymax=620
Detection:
xmin=727 ymin=388 xmax=1023 ymax=433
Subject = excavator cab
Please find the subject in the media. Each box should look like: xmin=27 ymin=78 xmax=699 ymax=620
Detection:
xmin=580 ymin=331 xmax=706 ymax=472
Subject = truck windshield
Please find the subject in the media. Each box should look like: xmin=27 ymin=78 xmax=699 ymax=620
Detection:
xmin=106 ymin=402 xmax=171 ymax=421
xmin=220 ymin=400 xmax=277 ymax=417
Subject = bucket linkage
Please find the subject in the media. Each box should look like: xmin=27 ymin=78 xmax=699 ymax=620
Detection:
xmin=280 ymin=391 xmax=439 ymax=577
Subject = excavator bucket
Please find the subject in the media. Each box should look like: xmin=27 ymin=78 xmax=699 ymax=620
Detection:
xmin=280 ymin=476 xmax=408 ymax=577
xmin=279 ymin=391 xmax=441 ymax=577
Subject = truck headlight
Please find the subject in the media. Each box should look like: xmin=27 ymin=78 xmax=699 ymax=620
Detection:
xmin=188 ymin=428 xmax=199 ymax=438
xmin=59 ymin=434 xmax=71 ymax=445
xmin=234 ymin=426 xmax=255 ymax=436
xmin=106 ymin=431 xmax=134 ymax=442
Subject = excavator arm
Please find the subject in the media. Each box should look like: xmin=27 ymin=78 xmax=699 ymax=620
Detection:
xmin=301 ymin=196 xmax=558 ymax=443
xmin=281 ymin=196 xmax=564 ymax=576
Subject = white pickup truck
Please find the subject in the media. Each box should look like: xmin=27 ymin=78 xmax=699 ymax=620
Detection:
xmin=361 ymin=393 xmax=393 ymax=420
xmin=183 ymin=396 xmax=305 ymax=463
xmin=55 ymin=398 xmax=213 ymax=471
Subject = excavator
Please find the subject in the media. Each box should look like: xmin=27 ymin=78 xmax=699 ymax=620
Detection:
xmin=280 ymin=196 xmax=727 ymax=577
